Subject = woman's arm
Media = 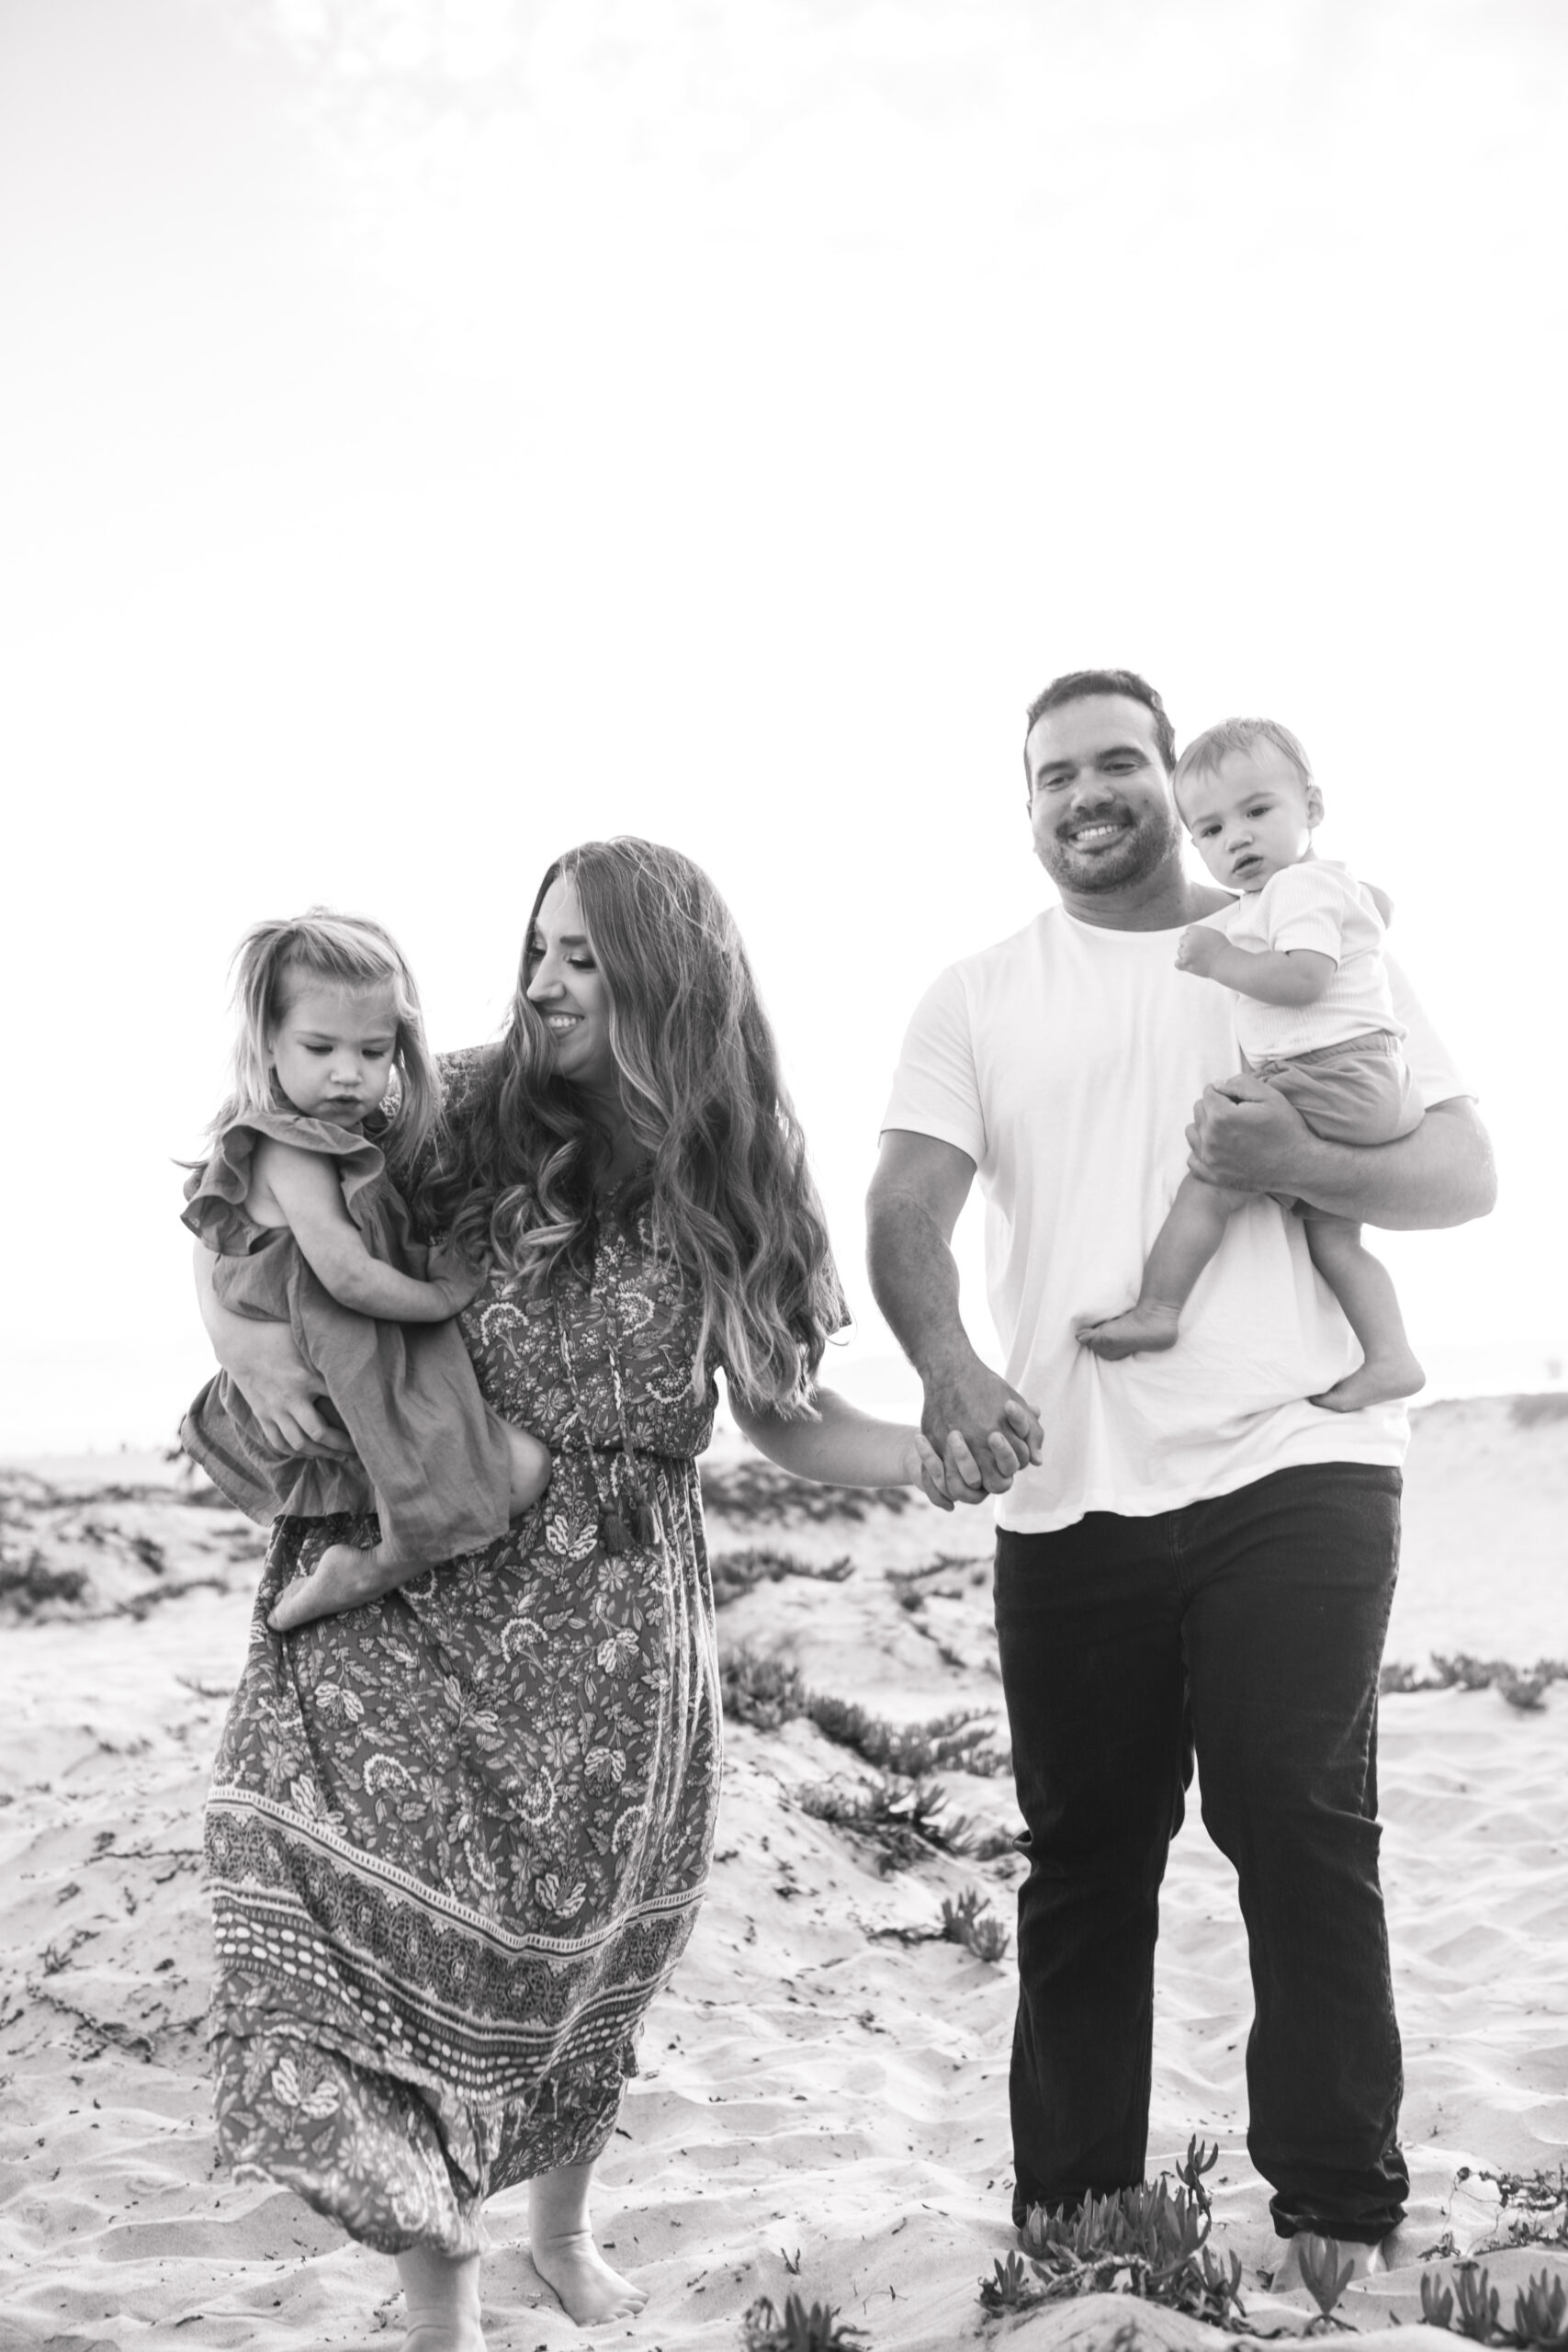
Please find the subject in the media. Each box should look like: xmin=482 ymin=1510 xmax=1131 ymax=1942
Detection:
xmin=729 ymin=1385 xmax=951 ymax=1509
xmin=255 ymin=1139 xmax=479 ymax=1323
xmin=194 ymin=1245 xmax=351 ymax=1456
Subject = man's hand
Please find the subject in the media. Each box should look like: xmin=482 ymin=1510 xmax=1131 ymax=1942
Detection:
xmin=922 ymin=1358 xmax=1043 ymax=1506
xmin=1186 ymin=1071 xmax=1314 ymax=1193
xmin=1175 ymin=923 xmax=1228 ymax=979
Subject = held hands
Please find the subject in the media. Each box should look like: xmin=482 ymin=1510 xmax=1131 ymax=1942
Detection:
xmin=922 ymin=1359 xmax=1043 ymax=1509
xmin=911 ymin=1432 xmax=953 ymax=1511
xmin=1186 ymin=1071 xmax=1316 ymax=1193
xmin=1175 ymin=923 xmax=1227 ymax=979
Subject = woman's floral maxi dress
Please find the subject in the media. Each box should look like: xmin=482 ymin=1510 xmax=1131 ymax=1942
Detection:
xmin=206 ymin=1210 xmax=722 ymax=2256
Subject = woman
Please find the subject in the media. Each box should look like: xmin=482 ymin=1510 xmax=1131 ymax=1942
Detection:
xmin=195 ymin=839 xmax=947 ymax=2348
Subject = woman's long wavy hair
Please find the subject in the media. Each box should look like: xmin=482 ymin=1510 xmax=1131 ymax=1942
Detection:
xmin=424 ymin=839 xmax=847 ymax=1415
xmin=209 ymin=908 xmax=443 ymax=1178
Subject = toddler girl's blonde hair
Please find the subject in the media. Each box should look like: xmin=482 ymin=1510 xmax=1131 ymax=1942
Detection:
xmin=215 ymin=908 xmax=443 ymax=1173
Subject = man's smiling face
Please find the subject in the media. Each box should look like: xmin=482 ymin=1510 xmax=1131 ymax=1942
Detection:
xmin=1025 ymin=693 xmax=1184 ymax=900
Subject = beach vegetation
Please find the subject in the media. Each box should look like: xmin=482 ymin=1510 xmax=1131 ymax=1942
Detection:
xmin=720 ymin=1646 xmax=809 ymax=1729
xmin=981 ymin=2143 xmax=1244 ymax=2328
xmin=0 ymin=1552 xmax=91 ymax=1612
xmin=796 ymin=1774 xmax=976 ymax=1869
xmin=741 ymin=2291 xmax=867 ymax=2351
xmin=940 ymin=1887 xmax=1010 ymax=1962
xmin=1294 ymin=2232 xmax=1356 ymax=2324
xmin=1418 ymin=2261 xmax=1568 ymax=2346
xmin=1487 ymin=2168 xmax=1568 ymax=2249
xmin=711 ymin=1547 xmax=854 ymax=1606
xmin=718 ymin=1641 xmax=1009 ymax=1774
xmin=704 ymin=1454 xmax=918 ymax=1524
xmin=1380 ymin=1655 xmax=1567 ymax=1706
xmin=804 ymin=1691 xmax=1007 ymax=1777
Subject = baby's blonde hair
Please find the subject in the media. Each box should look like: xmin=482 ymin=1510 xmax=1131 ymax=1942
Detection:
xmin=214 ymin=908 xmax=442 ymax=1173
xmin=1173 ymin=716 xmax=1314 ymax=810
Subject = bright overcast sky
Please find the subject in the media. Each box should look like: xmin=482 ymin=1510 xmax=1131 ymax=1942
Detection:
xmin=4 ymin=0 xmax=1565 ymax=1449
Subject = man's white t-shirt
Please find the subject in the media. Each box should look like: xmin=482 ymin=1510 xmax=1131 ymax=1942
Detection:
xmin=880 ymin=907 xmax=1466 ymax=1534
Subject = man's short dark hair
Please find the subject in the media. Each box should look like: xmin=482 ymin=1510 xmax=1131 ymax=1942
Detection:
xmin=1022 ymin=670 xmax=1177 ymax=781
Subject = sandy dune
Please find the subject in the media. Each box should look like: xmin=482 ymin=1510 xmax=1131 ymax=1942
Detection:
xmin=1 ymin=1398 xmax=1565 ymax=2348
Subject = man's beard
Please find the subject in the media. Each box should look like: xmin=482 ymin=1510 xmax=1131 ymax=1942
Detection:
xmin=1038 ymin=800 xmax=1184 ymax=896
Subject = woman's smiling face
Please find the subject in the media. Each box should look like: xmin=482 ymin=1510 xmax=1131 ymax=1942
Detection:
xmin=525 ymin=876 xmax=617 ymax=1095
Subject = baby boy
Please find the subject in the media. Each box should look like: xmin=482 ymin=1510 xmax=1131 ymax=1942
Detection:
xmin=1077 ymin=715 xmax=1426 ymax=1412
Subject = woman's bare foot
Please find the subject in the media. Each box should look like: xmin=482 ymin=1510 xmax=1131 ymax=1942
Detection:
xmin=395 ymin=2245 xmax=486 ymax=2351
xmin=267 ymin=1540 xmax=413 ymax=1632
xmin=505 ymin=1427 xmax=553 ymax=1515
xmin=1309 ymin=1351 xmax=1425 ymax=1412
xmin=530 ymin=2164 xmax=648 ymax=2327
xmin=1076 ymin=1303 xmax=1182 ymax=1360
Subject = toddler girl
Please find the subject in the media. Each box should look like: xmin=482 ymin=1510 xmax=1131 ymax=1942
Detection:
xmin=182 ymin=909 xmax=550 ymax=1623
xmin=1077 ymin=717 xmax=1425 ymax=1412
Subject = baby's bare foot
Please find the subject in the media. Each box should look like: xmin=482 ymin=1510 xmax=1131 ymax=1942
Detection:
xmin=1309 ymin=1351 xmax=1425 ymax=1413
xmin=530 ymin=2229 xmax=649 ymax=2327
xmin=267 ymin=1541 xmax=412 ymax=1633
xmin=1076 ymin=1304 xmax=1183 ymax=1361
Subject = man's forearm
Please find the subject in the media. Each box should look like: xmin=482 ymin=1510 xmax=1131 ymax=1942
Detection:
xmin=865 ymin=1193 xmax=979 ymax=1381
xmin=1288 ymin=1098 xmax=1496 ymax=1229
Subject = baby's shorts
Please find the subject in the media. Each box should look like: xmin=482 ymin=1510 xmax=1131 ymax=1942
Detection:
xmin=1247 ymin=1030 xmax=1424 ymax=1217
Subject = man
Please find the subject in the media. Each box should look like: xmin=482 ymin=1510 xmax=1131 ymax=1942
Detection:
xmin=865 ymin=669 xmax=1494 ymax=2275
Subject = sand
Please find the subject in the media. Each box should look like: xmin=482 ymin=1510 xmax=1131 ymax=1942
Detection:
xmin=1 ymin=1396 xmax=1565 ymax=2349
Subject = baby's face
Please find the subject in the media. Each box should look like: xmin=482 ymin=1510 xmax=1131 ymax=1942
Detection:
xmin=1177 ymin=748 xmax=1319 ymax=892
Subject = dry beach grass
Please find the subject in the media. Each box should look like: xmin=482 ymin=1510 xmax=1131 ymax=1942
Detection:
xmin=0 ymin=1395 xmax=1565 ymax=2349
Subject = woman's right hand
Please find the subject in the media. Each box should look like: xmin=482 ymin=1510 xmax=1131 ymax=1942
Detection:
xmin=196 ymin=1241 xmax=352 ymax=1457
xmin=229 ymin=1323 xmax=351 ymax=1457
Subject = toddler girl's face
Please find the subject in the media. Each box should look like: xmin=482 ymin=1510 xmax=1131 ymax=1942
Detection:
xmin=1177 ymin=748 xmax=1321 ymax=893
xmin=268 ymin=974 xmax=400 ymax=1127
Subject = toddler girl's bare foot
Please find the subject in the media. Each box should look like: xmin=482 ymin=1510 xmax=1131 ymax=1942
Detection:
xmin=1077 ymin=1303 xmax=1183 ymax=1360
xmin=267 ymin=1539 xmax=412 ymax=1632
xmin=1309 ymin=1350 xmax=1425 ymax=1413
xmin=505 ymin=1427 xmax=552 ymax=1514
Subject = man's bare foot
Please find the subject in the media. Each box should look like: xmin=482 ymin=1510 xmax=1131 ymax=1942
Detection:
xmin=267 ymin=1541 xmax=413 ymax=1633
xmin=1076 ymin=1304 xmax=1183 ymax=1360
xmin=1309 ymin=1351 xmax=1425 ymax=1412
xmin=395 ymin=2245 xmax=486 ymax=2351
xmin=529 ymin=2165 xmax=648 ymax=2327
xmin=1269 ymin=2230 xmax=1385 ymax=2292
xmin=505 ymin=1427 xmax=552 ymax=1515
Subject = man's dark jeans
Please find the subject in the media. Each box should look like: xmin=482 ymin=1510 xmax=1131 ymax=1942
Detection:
xmin=995 ymin=1463 xmax=1407 ymax=2244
